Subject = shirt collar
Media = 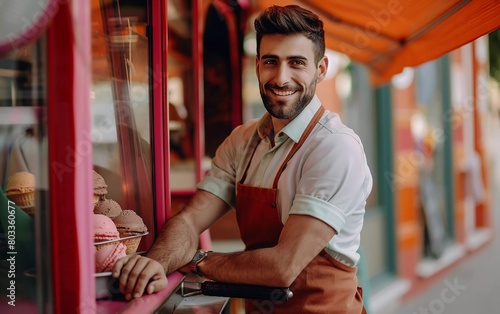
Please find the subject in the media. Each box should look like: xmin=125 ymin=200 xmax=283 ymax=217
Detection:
xmin=256 ymin=113 xmax=273 ymax=140
xmin=281 ymin=95 xmax=322 ymax=143
xmin=256 ymin=95 xmax=322 ymax=143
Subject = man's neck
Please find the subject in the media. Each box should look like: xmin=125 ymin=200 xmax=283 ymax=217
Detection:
xmin=271 ymin=116 xmax=291 ymax=135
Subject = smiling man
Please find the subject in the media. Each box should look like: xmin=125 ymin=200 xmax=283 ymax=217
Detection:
xmin=258 ymin=32 xmax=323 ymax=120
xmin=114 ymin=5 xmax=372 ymax=313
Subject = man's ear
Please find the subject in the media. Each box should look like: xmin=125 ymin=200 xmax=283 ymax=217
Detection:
xmin=316 ymin=55 xmax=329 ymax=83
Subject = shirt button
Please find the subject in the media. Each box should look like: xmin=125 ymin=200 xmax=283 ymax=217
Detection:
xmin=271 ymin=202 xmax=276 ymax=208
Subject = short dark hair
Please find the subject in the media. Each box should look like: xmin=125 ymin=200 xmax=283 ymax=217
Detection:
xmin=254 ymin=5 xmax=325 ymax=65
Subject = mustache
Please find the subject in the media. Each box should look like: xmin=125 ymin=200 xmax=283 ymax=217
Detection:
xmin=264 ymin=83 xmax=301 ymax=91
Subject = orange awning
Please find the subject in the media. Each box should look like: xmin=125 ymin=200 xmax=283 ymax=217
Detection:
xmin=254 ymin=0 xmax=500 ymax=85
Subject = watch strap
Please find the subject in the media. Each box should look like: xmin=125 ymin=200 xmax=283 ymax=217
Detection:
xmin=189 ymin=250 xmax=211 ymax=276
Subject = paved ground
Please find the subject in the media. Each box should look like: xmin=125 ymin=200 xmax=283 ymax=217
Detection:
xmin=395 ymin=115 xmax=500 ymax=314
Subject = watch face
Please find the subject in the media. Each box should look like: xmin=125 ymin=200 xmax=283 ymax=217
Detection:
xmin=193 ymin=250 xmax=205 ymax=262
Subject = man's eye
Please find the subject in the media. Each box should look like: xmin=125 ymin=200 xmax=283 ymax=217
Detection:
xmin=263 ymin=60 xmax=276 ymax=65
xmin=291 ymin=60 xmax=305 ymax=65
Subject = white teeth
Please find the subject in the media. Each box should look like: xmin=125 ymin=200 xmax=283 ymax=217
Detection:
xmin=273 ymin=90 xmax=295 ymax=96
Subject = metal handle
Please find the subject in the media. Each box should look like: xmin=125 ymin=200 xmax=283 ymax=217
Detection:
xmin=199 ymin=281 xmax=293 ymax=301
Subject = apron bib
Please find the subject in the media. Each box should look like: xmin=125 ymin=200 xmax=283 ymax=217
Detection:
xmin=235 ymin=106 xmax=366 ymax=313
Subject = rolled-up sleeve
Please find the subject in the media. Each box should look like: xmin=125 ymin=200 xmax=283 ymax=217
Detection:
xmin=290 ymin=194 xmax=347 ymax=234
xmin=197 ymin=176 xmax=236 ymax=208
xmin=288 ymin=130 xmax=372 ymax=234
xmin=196 ymin=123 xmax=258 ymax=209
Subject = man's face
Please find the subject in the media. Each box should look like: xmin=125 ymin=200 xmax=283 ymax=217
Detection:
xmin=256 ymin=34 xmax=328 ymax=120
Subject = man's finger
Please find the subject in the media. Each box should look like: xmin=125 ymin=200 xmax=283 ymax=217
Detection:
xmin=146 ymin=275 xmax=168 ymax=295
xmin=118 ymin=255 xmax=141 ymax=295
xmin=112 ymin=255 xmax=131 ymax=278
xmin=125 ymin=257 xmax=151 ymax=297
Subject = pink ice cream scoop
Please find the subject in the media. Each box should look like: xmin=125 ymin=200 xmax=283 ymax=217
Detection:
xmin=95 ymin=242 xmax=127 ymax=272
xmin=94 ymin=214 xmax=120 ymax=242
xmin=94 ymin=214 xmax=127 ymax=272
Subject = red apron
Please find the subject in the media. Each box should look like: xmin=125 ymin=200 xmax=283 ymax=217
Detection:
xmin=236 ymin=106 xmax=366 ymax=313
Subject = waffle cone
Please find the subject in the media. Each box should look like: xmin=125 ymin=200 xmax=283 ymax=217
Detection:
xmin=120 ymin=235 xmax=141 ymax=255
xmin=95 ymin=241 xmax=116 ymax=252
xmin=7 ymin=192 xmax=35 ymax=214
xmin=93 ymin=194 xmax=105 ymax=205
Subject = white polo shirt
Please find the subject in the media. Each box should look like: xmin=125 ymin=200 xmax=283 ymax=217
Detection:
xmin=197 ymin=96 xmax=373 ymax=266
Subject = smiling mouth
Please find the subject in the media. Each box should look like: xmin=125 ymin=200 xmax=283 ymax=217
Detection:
xmin=270 ymin=89 xmax=296 ymax=96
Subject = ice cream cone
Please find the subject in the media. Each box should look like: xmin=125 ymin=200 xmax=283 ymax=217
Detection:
xmin=8 ymin=192 xmax=35 ymax=210
xmin=121 ymin=234 xmax=141 ymax=255
xmin=94 ymin=199 xmax=122 ymax=219
xmin=95 ymin=241 xmax=116 ymax=252
xmin=6 ymin=172 xmax=36 ymax=215
xmin=95 ymin=242 xmax=127 ymax=273
xmin=113 ymin=210 xmax=148 ymax=255
xmin=93 ymin=194 xmax=103 ymax=205
xmin=92 ymin=170 xmax=108 ymax=204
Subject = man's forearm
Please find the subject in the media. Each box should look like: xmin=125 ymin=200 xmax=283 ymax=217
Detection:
xmin=197 ymin=215 xmax=336 ymax=287
xmin=198 ymin=248 xmax=300 ymax=287
xmin=145 ymin=189 xmax=231 ymax=276
xmin=146 ymin=214 xmax=199 ymax=275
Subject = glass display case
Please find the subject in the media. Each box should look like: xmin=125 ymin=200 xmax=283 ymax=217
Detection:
xmin=0 ymin=0 xmax=163 ymax=312
xmin=167 ymin=0 xmax=201 ymax=193
xmin=91 ymin=0 xmax=155 ymax=251
xmin=0 ymin=37 xmax=48 ymax=312
xmin=0 ymin=0 xmax=244 ymax=312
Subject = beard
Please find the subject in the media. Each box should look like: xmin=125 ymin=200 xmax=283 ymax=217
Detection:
xmin=260 ymin=79 xmax=317 ymax=120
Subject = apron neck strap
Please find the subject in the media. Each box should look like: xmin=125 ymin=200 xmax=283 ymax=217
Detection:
xmin=272 ymin=106 xmax=325 ymax=189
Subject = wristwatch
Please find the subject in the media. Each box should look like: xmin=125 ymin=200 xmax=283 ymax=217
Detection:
xmin=189 ymin=250 xmax=211 ymax=277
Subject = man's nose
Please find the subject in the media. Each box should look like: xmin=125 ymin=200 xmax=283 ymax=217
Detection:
xmin=274 ymin=64 xmax=290 ymax=87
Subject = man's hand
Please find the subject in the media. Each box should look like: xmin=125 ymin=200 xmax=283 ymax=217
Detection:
xmin=109 ymin=189 xmax=230 ymax=301
xmin=112 ymin=255 xmax=168 ymax=300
